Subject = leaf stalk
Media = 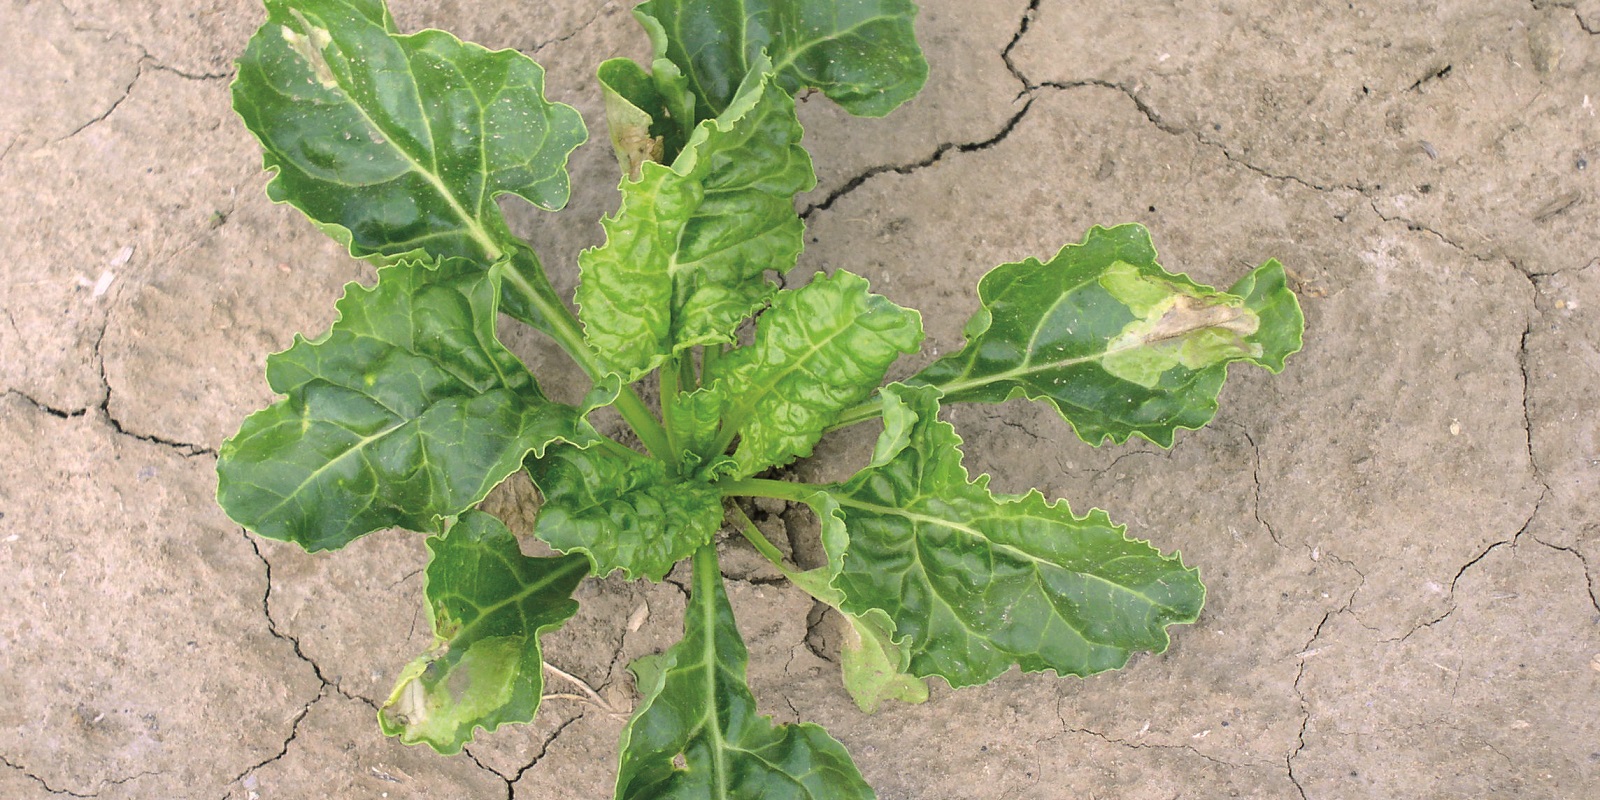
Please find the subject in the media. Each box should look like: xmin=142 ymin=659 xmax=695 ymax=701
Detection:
xmin=499 ymin=256 xmax=674 ymax=460
xmin=660 ymin=354 xmax=685 ymax=463
xmin=727 ymin=504 xmax=795 ymax=576
xmin=826 ymin=395 xmax=885 ymax=432
xmin=715 ymin=477 xmax=820 ymax=504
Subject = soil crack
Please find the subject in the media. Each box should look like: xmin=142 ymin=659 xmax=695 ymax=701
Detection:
xmin=4 ymin=384 xmax=212 ymax=457
xmin=91 ymin=322 xmax=216 ymax=457
xmin=1084 ymin=443 xmax=1171 ymax=486
xmin=58 ymin=62 xmax=141 ymax=143
xmin=1517 ymin=300 xmax=1553 ymax=495
xmin=1056 ymin=724 xmax=1244 ymax=770
xmin=1286 ymin=563 xmax=1365 ymax=798
xmin=800 ymin=97 xmax=1035 ymax=219
xmin=243 ymin=531 xmax=375 ymax=707
xmin=1529 ymin=535 xmax=1600 ymax=614
xmin=1369 ymin=201 xmax=1500 ymax=265
xmin=220 ymin=690 xmax=323 ymax=799
xmin=1234 ymin=423 xmax=1285 ymax=549
xmin=460 ymin=746 xmax=513 ymax=799
xmin=497 ymin=712 xmax=585 ymax=798
xmin=1404 ymin=64 xmax=1453 ymax=93
xmin=985 ymin=410 xmax=1043 ymax=441
xmin=224 ymin=533 xmax=375 ymax=793
xmin=1038 ymin=80 xmax=1366 ymax=196
xmin=1391 ymin=496 xmax=1545 ymax=641
xmin=99 ymin=407 xmax=214 ymax=457
xmin=530 ymin=0 xmax=617 ymax=53
xmin=146 ymin=62 xmax=233 ymax=82
xmin=1 ymin=755 xmax=159 ymax=798
xmin=4 ymin=389 xmax=89 ymax=420
xmin=800 ymin=0 xmax=1040 ymax=219
xmin=1000 ymin=0 xmax=1042 ymax=91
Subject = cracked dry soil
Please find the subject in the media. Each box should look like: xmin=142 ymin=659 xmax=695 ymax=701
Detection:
xmin=2 ymin=0 xmax=1598 ymax=798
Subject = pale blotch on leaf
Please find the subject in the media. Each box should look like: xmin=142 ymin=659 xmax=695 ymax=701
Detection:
xmin=380 ymin=636 xmax=521 ymax=746
xmin=614 ymin=126 xmax=664 ymax=182
xmin=1100 ymin=264 xmax=1262 ymax=387
xmin=280 ymin=11 xmax=338 ymax=90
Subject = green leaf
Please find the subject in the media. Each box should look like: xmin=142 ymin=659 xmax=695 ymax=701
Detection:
xmin=217 ymin=258 xmax=587 ymax=551
xmin=824 ymin=383 xmax=1205 ymax=688
xmin=527 ymin=444 xmax=724 ymax=581
xmin=708 ymin=270 xmax=923 ymax=477
xmin=615 ymin=547 xmax=876 ymax=800
xmin=577 ymin=68 xmax=815 ymax=382
xmin=911 ymin=224 xmax=1305 ymax=447
xmin=497 ymin=244 xmax=585 ymax=342
xmin=633 ymin=0 xmax=928 ymax=121
xmin=789 ymin=569 xmax=927 ymax=714
xmin=379 ymin=511 xmax=588 ymax=753
xmin=838 ymin=606 xmax=929 ymax=713
xmin=233 ymin=0 xmax=586 ymax=264
xmin=667 ymin=386 xmax=728 ymax=474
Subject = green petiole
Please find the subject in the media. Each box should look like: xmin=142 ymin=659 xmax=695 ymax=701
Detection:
xmin=726 ymin=503 xmax=796 ymax=577
xmin=716 ymin=477 xmax=818 ymax=505
xmin=500 ymin=254 xmax=674 ymax=461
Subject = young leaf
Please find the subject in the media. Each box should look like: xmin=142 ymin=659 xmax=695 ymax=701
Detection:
xmin=578 ymin=68 xmax=815 ymax=382
xmin=788 ymin=569 xmax=927 ymax=714
xmin=707 ymin=270 xmax=922 ymax=477
xmin=666 ymin=386 xmax=728 ymax=474
xmin=615 ymin=547 xmax=875 ymax=800
xmin=528 ymin=444 xmax=724 ymax=582
xmin=233 ymin=0 xmax=586 ymax=264
xmin=911 ymin=224 xmax=1305 ymax=447
xmin=217 ymin=258 xmax=588 ymax=551
xmin=604 ymin=46 xmax=697 ymax=162
xmin=824 ymin=383 xmax=1205 ymax=688
xmin=379 ymin=511 xmax=589 ymax=754
xmin=633 ymin=0 xmax=928 ymax=121
xmin=598 ymin=57 xmax=682 ymax=179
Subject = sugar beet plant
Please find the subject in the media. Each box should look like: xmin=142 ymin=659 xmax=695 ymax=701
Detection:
xmin=218 ymin=0 xmax=1304 ymax=795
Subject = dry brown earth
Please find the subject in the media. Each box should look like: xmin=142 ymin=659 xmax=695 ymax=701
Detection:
xmin=2 ymin=1 xmax=1597 ymax=798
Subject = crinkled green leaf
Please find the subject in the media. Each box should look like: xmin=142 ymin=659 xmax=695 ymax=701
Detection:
xmin=527 ymin=444 xmax=723 ymax=581
xmin=217 ymin=258 xmax=587 ymax=551
xmin=824 ymin=383 xmax=1205 ymax=688
xmin=615 ymin=547 xmax=875 ymax=800
xmin=633 ymin=0 xmax=927 ymax=121
xmin=667 ymin=386 xmax=727 ymax=474
xmin=912 ymin=224 xmax=1304 ymax=447
xmin=707 ymin=270 xmax=922 ymax=477
xmin=578 ymin=68 xmax=815 ymax=382
xmin=789 ymin=569 xmax=927 ymax=714
xmin=233 ymin=0 xmax=586 ymax=264
xmin=379 ymin=511 xmax=588 ymax=753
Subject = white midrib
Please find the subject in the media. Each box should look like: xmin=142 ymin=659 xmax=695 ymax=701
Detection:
xmin=831 ymin=495 xmax=1174 ymax=612
xmin=766 ymin=14 xmax=903 ymax=78
xmin=699 ymin=564 xmax=733 ymax=799
xmin=938 ymin=307 xmax=1243 ymax=396
xmin=446 ymin=555 xmax=587 ymax=646
xmin=256 ymin=416 xmax=407 ymax=526
xmin=296 ymin=17 xmax=504 ymax=262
